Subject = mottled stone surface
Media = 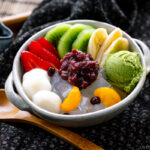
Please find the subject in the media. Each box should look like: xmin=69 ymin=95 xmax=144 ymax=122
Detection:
xmin=1 ymin=0 xmax=150 ymax=149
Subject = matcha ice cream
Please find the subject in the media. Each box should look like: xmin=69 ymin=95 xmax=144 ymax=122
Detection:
xmin=104 ymin=51 xmax=143 ymax=93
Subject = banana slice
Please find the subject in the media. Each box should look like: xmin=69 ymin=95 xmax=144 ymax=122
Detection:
xmin=100 ymin=37 xmax=129 ymax=67
xmin=87 ymin=28 xmax=108 ymax=59
xmin=96 ymin=28 xmax=122 ymax=65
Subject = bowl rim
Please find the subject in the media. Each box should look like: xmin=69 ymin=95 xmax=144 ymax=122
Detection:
xmin=13 ymin=19 xmax=147 ymax=121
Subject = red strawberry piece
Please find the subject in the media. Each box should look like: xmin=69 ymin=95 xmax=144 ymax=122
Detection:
xmin=29 ymin=41 xmax=61 ymax=69
xmin=37 ymin=37 xmax=59 ymax=58
xmin=21 ymin=51 xmax=56 ymax=72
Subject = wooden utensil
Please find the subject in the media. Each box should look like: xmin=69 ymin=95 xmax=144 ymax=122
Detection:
xmin=0 ymin=89 xmax=103 ymax=150
xmin=1 ymin=12 xmax=31 ymax=37
xmin=1 ymin=12 xmax=31 ymax=26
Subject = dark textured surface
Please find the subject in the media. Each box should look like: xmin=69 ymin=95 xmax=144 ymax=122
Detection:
xmin=1 ymin=0 xmax=150 ymax=149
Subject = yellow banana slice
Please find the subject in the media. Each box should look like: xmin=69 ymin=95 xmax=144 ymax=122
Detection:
xmin=100 ymin=37 xmax=129 ymax=67
xmin=87 ymin=28 xmax=108 ymax=59
xmin=96 ymin=28 xmax=122 ymax=65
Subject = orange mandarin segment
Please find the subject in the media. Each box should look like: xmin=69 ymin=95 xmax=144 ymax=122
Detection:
xmin=94 ymin=87 xmax=121 ymax=107
xmin=61 ymin=86 xmax=81 ymax=112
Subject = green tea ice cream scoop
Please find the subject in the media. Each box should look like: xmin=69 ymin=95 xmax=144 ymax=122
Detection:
xmin=104 ymin=51 xmax=143 ymax=93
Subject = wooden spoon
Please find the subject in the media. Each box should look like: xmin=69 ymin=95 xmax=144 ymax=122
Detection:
xmin=1 ymin=12 xmax=31 ymax=37
xmin=0 ymin=89 xmax=103 ymax=150
xmin=1 ymin=12 xmax=31 ymax=26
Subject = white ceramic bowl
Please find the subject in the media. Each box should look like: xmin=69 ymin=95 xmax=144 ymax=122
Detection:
xmin=5 ymin=20 xmax=150 ymax=127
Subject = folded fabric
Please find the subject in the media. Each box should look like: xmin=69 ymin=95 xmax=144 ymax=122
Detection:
xmin=1 ymin=0 xmax=150 ymax=149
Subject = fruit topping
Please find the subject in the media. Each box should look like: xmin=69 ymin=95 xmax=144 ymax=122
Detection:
xmin=33 ymin=90 xmax=62 ymax=113
xmin=29 ymin=41 xmax=60 ymax=69
xmin=72 ymin=28 xmax=95 ymax=52
xmin=96 ymin=28 xmax=122 ymax=66
xmin=57 ymin=24 xmax=94 ymax=58
xmin=90 ymin=96 xmax=101 ymax=105
xmin=59 ymin=49 xmax=99 ymax=89
xmin=37 ymin=37 xmax=59 ymax=58
xmin=100 ymin=37 xmax=129 ymax=67
xmin=21 ymin=51 xmax=55 ymax=72
xmin=94 ymin=87 xmax=121 ymax=107
xmin=61 ymin=86 xmax=81 ymax=112
xmin=48 ymin=67 xmax=55 ymax=76
xmin=88 ymin=28 xmax=108 ymax=59
xmin=44 ymin=23 xmax=71 ymax=47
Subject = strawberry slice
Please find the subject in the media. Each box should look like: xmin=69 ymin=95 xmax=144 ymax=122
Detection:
xmin=37 ymin=37 xmax=59 ymax=58
xmin=29 ymin=41 xmax=61 ymax=69
xmin=21 ymin=51 xmax=56 ymax=72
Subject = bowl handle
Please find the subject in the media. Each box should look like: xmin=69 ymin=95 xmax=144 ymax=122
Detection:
xmin=5 ymin=72 xmax=30 ymax=111
xmin=134 ymin=39 xmax=150 ymax=74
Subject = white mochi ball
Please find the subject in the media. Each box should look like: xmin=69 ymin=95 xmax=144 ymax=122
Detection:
xmin=23 ymin=68 xmax=49 ymax=81
xmin=33 ymin=90 xmax=62 ymax=113
xmin=22 ymin=76 xmax=51 ymax=99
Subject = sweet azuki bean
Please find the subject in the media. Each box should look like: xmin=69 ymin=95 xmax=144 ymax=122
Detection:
xmin=59 ymin=49 xmax=99 ymax=89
